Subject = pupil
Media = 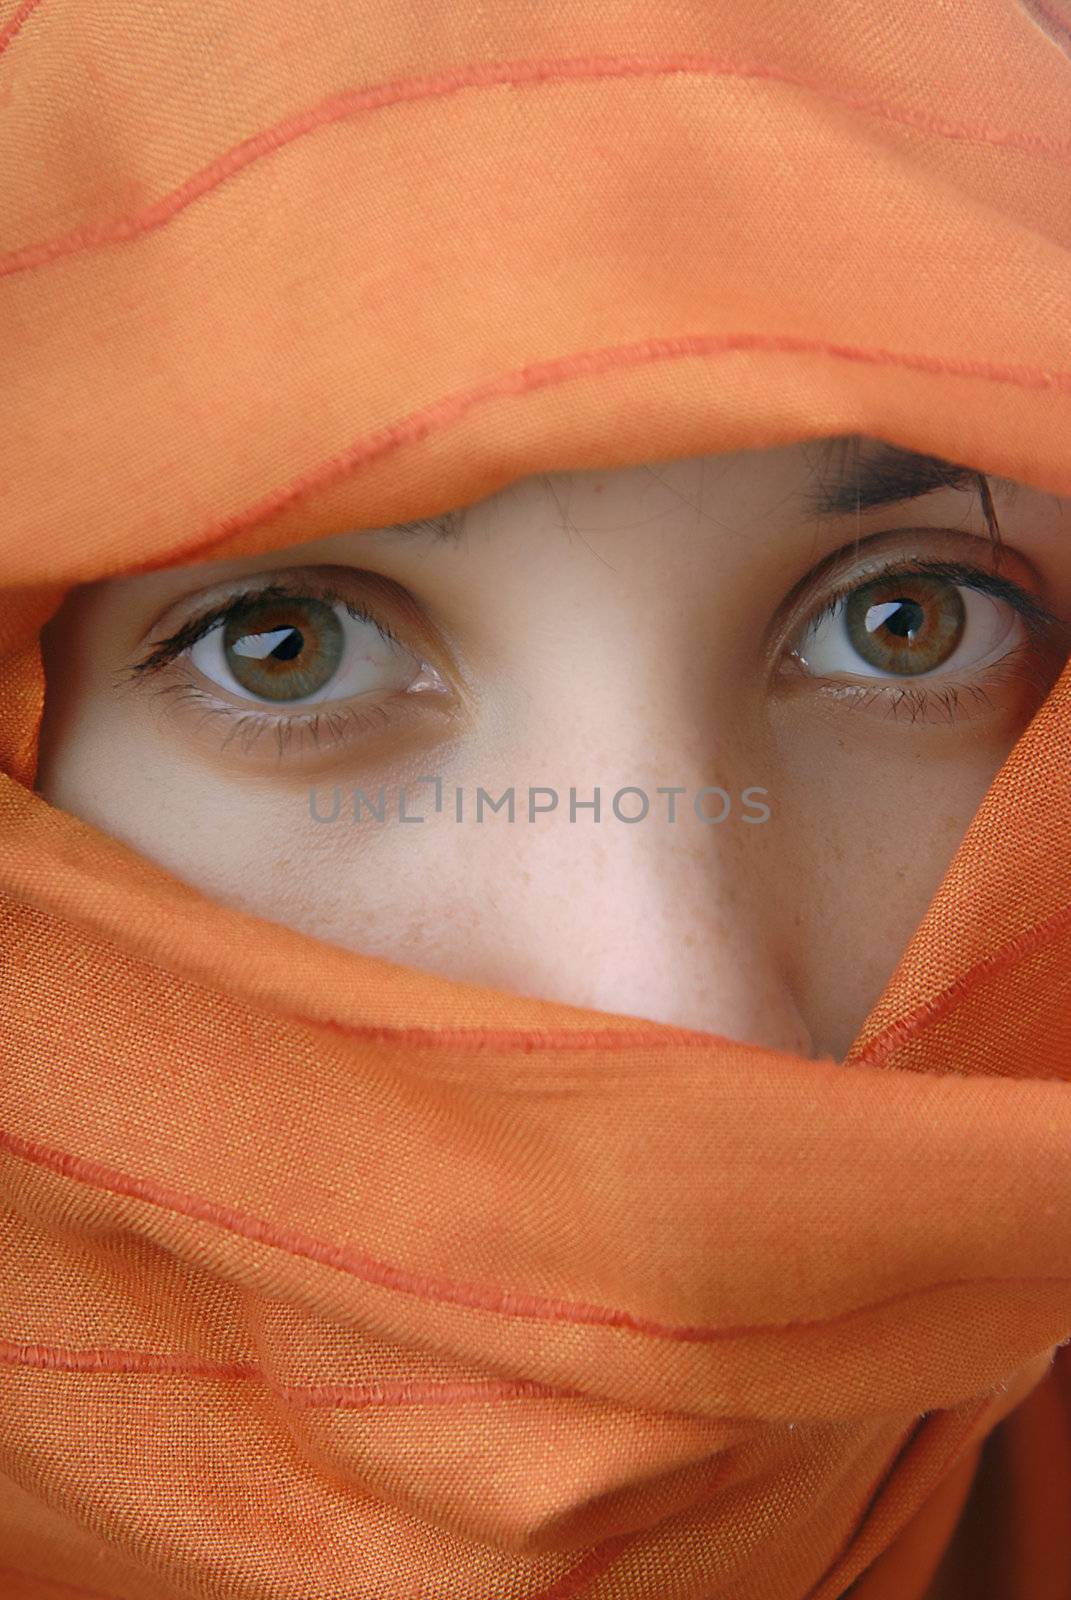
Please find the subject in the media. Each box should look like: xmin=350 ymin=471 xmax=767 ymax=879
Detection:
xmin=271 ymin=627 xmax=303 ymax=661
xmin=884 ymin=598 xmax=924 ymax=639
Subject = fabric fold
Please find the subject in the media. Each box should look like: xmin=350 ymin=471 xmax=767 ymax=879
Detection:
xmin=2 ymin=1 xmax=1070 ymax=1596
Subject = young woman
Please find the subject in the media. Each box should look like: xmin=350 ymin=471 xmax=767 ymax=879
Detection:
xmin=2 ymin=1 xmax=1069 ymax=1598
xmin=34 ymin=437 xmax=1071 ymax=1062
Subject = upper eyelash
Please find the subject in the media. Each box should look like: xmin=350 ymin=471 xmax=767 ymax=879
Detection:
xmin=806 ymin=558 xmax=1065 ymax=635
xmin=121 ymin=580 xmax=402 ymax=682
xmin=122 ymin=560 xmax=1067 ymax=702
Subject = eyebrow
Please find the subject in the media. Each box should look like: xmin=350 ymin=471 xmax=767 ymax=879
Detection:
xmin=383 ymin=509 xmax=465 ymax=542
xmin=386 ymin=440 xmax=1019 ymax=539
xmin=801 ymin=439 xmax=1010 ymax=520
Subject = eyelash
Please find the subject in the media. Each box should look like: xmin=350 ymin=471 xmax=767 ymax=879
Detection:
xmin=145 ymin=679 xmax=403 ymax=758
xmin=121 ymin=557 xmax=1067 ymax=759
xmin=120 ymin=580 xmax=425 ymax=760
xmin=124 ymin=581 xmax=402 ymax=680
xmin=805 ymin=558 xmax=1060 ymax=634
xmin=788 ymin=557 xmax=1065 ymax=718
xmin=801 ymin=639 xmax=1054 ymax=723
xmin=140 ymin=562 xmax=1057 ymax=678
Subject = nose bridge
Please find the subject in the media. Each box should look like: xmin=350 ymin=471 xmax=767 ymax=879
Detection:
xmin=487 ymin=552 xmax=814 ymax=1056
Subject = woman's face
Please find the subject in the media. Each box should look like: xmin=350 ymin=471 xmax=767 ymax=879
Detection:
xmin=35 ymin=436 xmax=1070 ymax=1060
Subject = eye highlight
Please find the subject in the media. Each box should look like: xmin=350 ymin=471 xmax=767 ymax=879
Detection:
xmin=188 ymin=591 xmax=435 ymax=706
xmin=794 ymin=570 xmax=1014 ymax=680
xmin=121 ymin=570 xmax=456 ymax=766
xmin=778 ymin=554 xmax=1068 ymax=726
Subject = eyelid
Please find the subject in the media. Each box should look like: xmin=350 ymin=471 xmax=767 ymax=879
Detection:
xmin=768 ymin=534 xmax=1065 ymax=676
xmin=137 ymin=673 xmax=455 ymax=770
xmin=806 ymin=560 xmax=1063 ymax=635
xmin=119 ymin=565 xmax=463 ymax=700
xmin=126 ymin=582 xmax=401 ymax=680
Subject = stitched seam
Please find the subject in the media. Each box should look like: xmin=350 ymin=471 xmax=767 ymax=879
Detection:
xmin=311 ymin=1021 xmax=754 ymax=1052
xmin=852 ymin=899 xmax=1071 ymax=1067
xmin=1 ymin=856 xmax=1068 ymax=1062
xmin=0 ymin=1341 xmax=578 ymax=1406
xmin=100 ymin=331 xmax=1071 ymax=579
xmin=3 ymin=844 xmax=1068 ymax=1060
xmin=536 ymin=1533 xmax=638 ymax=1600
xmin=0 ymin=1339 xmax=731 ymax=1420
xmin=2 ymin=49 xmax=1070 ymax=282
xmin=0 ymin=1561 xmax=635 ymax=1600
xmin=0 ymin=0 xmax=43 ymax=60
xmin=1 ymin=1128 xmax=1069 ymax=1337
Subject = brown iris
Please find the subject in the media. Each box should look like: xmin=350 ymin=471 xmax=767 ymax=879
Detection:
xmin=222 ymin=596 xmax=343 ymax=701
xmin=844 ymin=572 xmax=965 ymax=675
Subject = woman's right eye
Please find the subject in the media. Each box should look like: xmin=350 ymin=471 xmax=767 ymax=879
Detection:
xmin=187 ymin=592 xmax=438 ymax=705
xmin=121 ymin=571 xmax=459 ymax=766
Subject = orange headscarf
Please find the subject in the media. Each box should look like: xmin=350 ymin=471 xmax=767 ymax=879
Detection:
xmin=2 ymin=2 xmax=1070 ymax=1596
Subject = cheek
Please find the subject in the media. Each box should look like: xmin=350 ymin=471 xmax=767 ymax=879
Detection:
xmin=35 ymin=681 xmax=514 ymax=978
xmin=765 ymin=722 xmax=1012 ymax=1052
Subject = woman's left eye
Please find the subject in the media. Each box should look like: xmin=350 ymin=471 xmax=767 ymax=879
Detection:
xmin=187 ymin=593 xmax=441 ymax=704
xmin=792 ymin=571 xmax=1023 ymax=680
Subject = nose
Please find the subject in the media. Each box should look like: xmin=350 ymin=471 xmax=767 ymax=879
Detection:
xmin=434 ymin=517 xmax=818 ymax=1058
xmin=460 ymin=571 xmax=816 ymax=1056
xmin=484 ymin=811 xmax=816 ymax=1056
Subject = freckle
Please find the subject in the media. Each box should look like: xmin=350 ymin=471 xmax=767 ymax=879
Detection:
xmin=593 ymin=483 xmax=605 ymax=494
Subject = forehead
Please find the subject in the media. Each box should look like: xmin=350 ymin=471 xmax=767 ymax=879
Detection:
xmin=383 ymin=434 xmax=1021 ymax=550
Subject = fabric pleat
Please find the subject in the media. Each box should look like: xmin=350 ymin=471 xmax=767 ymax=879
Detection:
xmin=1 ymin=2 xmax=1069 ymax=1596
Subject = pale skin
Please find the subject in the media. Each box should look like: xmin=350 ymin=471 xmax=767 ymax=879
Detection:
xmin=35 ymin=437 xmax=1070 ymax=1060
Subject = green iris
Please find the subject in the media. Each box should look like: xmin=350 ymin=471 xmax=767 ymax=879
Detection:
xmin=222 ymin=595 xmax=344 ymax=701
xmin=845 ymin=572 xmax=965 ymax=676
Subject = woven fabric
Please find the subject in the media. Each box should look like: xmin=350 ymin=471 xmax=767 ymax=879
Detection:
xmin=1 ymin=2 xmax=1070 ymax=1596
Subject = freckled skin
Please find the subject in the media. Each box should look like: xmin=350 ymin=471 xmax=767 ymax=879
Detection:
xmin=35 ymin=442 xmax=1071 ymax=1060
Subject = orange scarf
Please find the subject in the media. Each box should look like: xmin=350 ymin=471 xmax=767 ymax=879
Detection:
xmin=2 ymin=2 xmax=1070 ymax=1596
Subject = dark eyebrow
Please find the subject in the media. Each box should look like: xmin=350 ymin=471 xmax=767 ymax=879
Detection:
xmin=801 ymin=440 xmax=984 ymax=519
xmin=387 ymin=443 xmax=1020 ymax=540
xmin=383 ymin=509 xmax=465 ymax=542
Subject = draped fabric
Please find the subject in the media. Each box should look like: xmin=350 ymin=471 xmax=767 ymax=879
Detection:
xmin=1 ymin=2 xmax=1070 ymax=1596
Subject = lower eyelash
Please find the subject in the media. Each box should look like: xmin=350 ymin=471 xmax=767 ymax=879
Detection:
xmin=833 ymin=680 xmax=992 ymax=724
xmin=148 ymin=680 xmax=400 ymax=759
xmin=814 ymin=638 xmax=1058 ymax=724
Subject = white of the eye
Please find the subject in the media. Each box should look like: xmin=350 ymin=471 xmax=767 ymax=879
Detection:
xmin=796 ymin=585 xmax=1024 ymax=680
xmin=186 ymin=604 xmax=433 ymax=705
